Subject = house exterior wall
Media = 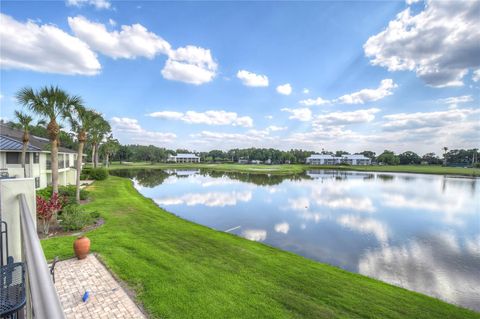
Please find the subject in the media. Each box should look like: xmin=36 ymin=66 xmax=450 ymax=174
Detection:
xmin=0 ymin=151 xmax=77 ymax=189
xmin=306 ymin=155 xmax=371 ymax=165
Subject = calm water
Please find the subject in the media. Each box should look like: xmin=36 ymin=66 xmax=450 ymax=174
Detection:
xmin=113 ymin=169 xmax=480 ymax=311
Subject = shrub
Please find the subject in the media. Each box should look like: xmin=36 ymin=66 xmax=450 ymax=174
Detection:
xmin=36 ymin=193 xmax=65 ymax=235
xmin=82 ymin=168 xmax=108 ymax=180
xmin=37 ymin=186 xmax=89 ymax=204
xmin=59 ymin=204 xmax=92 ymax=231
xmin=89 ymin=211 xmax=100 ymax=219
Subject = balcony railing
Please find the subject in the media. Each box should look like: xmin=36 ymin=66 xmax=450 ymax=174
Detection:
xmin=18 ymin=194 xmax=65 ymax=319
xmin=46 ymin=160 xmax=66 ymax=170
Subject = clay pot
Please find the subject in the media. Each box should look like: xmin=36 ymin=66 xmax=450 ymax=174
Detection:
xmin=73 ymin=236 xmax=90 ymax=259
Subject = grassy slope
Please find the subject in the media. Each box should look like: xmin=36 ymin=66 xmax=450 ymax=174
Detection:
xmin=107 ymin=162 xmax=480 ymax=176
xmin=42 ymin=177 xmax=479 ymax=318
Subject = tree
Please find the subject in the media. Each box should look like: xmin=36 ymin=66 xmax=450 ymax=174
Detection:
xmin=398 ymin=151 xmax=421 ymax=165
xmin=13 ymin=111 xmax=33 ymax=177
xmin=376 ymin=150 xmax=400 ymax=165
xmin=100 ymin=135 xmax=120 ymax=167
xmin=17 ymin=86 xmax=82 ymax=194
xmin=335 ymin=150 xmax=350 ymax=157
xmin=443 ymin=147 xmax=448 ymax=166
xmin=359 ymin=151 xmax=376 ymax=159
xmin=421 ymin=153 xmax=441 ymax=165
xmin=67 ymin=105 xmax=99 ymax=203
xmin=89 ymin=116 xmax=111 ymax=168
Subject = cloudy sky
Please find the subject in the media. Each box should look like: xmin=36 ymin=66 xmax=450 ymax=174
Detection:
xmin=0 ymin=0 xmax=479 ymax=154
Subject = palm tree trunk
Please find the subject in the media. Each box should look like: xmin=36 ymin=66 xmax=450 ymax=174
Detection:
xmin=92 ymin=144 xmax=96 ymax=168
xmin=21 ymin=142 xmax=27 ymax=178
xmin=51 ymin=138 xmax=59 ymax=194
xmin=94 ymin=143 xmax=100 ymax=167
xmin=106 ymin=153 xmax=109 ymax=168
xmin=75 ymin=141 xmax=84 ymax=204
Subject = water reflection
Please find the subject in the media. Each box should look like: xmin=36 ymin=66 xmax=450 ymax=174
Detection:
xmin=111 ymin=169 xmax=480 ymax=311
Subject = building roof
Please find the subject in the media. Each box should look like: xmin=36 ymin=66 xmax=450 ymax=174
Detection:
xmin=0 ymin=123 xmax=77 ymax=154
xmin=307 ymin=154 xmax=370 ymax=160
xmin=176 ymin=153 xmax=200 ymax=158
xmin=0 ymin=135 xmax=41 ymax=151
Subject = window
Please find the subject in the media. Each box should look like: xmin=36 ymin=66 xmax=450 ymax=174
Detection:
xmin=6 ymin=152 xmax=20 ymax=164
xmin=33 ymin=153 xmax=40 ymax=164
xmin=35 ymin=177 xmax=40 ymax=188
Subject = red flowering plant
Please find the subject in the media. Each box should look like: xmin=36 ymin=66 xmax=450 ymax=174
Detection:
xmin=36 ymin=192 xmax=66 ymax=235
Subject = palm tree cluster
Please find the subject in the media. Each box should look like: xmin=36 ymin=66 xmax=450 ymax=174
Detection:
xmin=15 ymin=86 xmax=113 ymax=203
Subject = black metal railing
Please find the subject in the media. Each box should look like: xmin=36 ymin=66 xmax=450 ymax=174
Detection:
xmin=18 ymin=194 xmax=65 ymax=319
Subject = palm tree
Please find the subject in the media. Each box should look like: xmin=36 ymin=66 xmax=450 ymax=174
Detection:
xmin=443 ymin=147 xmax=448 ymax=166
xmin=101 ymin=135 xmax=120 ymax=168
xmin=16 ymin=86 xmax=82 ymax=194
xmin=14 ymin=111 xmax=33 ymax=178
xmin=67 ymin=105 xmax=100 ymax=203
xmin=90 ymin=117 xmax=111 ymax=168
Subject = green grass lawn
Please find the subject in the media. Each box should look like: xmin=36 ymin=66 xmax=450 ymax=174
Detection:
xmin=42 ymin=177 xmax=479 ymax=318
xmin=107 ymin=162 xmax=480 ymax=176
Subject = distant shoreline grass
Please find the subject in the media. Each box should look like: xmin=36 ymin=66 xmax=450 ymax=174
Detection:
xmin=106 ymin=162 xmax=480 ymax=177
xmin=41 ymin=176 xmax=479 ymax=318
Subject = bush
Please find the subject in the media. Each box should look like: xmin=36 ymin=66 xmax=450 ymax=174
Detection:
xmin=37 ymin=185 xmax=89 ymax=205
xmin=59 ymin=204 xmax=92 ymax=231
xmin=82 ymin=168 xmax=108 ymax=180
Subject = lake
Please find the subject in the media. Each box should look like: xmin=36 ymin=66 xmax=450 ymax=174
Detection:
xmin=112 ymin=169 xmax=480 ymax=311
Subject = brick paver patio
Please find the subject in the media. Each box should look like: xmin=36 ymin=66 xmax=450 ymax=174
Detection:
xmin=54 ymin=254 xmax=146 ymax=318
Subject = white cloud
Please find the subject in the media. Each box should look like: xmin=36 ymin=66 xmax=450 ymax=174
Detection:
xmin=299 ymin=79 xmax=396 ymax=106
xmin=281 ymin=107 xmax=312 ymax=121
xmin=68 ymin=16 xmax=217 ymax=84
xmin=276 ymin=83 xmax=292 ymax=95
xmin=303 ymin=88 xmax=310 ymax=94
xmin=68 ymin=16 xmax=171 ymax=59
xmin=108 ymin=19 xmax=116 ymax=26
xmin=0 ymin=14 xmax=100 ymax=75
xmin=274 ymin=222 xmax=290 ymax=234
xmin=242 ymin=229 xmax=267 ymax=242
xmin=236 ymin=70 xmax=269 ymax=87
xmin=299 ymin=97 xmax=331 ymax=106
xmin=437 ymin=95 xmax=473 ymax=107
xmin=266 ymin=125 xmax=287 ymax=132
xmin=336 ymin=79 xmax=397 ymax=104
xmin=111 ymin=117 xmax=176 ymax=144
xmin=162 ymin=45 xmax=217 ymax=85
xmin=265 ymin=115 xmax=274 ymax=120
xmin=315 ymin=108 xmax=380 ymax=125
xmin=148 ymin=110 xmax=253 ymax=127
xmin=364 ymin=1 xmax=480 ymax=87
xmin=382 ymin=108 xmax=479 ymax=131
xmin=66 ymin=0 xmax=111 ymax=9
xmin=473 ymin=69 xmax=480 ymax=82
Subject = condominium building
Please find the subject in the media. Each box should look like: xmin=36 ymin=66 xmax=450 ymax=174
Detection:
xmin=305 ymin=154 xmax=371 ymax=165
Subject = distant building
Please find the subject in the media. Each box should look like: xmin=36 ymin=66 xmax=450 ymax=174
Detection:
xmin=238 ymin=158 xmax=249 ymax=164
xmin=0 ymin=123 xmax=78 ymax=189
xmin=305 ymin=154 xmax=370 ymax=165
xmin=250 ymin=160 xmax=262 ymax=164
xmin=168 ymin=153 xmax=200 ymax=163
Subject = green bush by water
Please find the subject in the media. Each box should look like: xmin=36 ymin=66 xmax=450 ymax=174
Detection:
xmin=37 ymin=185 xmax=89 ymax=204
xmin=81 ymin=167 xmax=109 ymax=180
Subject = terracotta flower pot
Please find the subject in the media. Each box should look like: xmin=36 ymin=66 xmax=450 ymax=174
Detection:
xmin=73 ymin=236 xmax=90 ymax=259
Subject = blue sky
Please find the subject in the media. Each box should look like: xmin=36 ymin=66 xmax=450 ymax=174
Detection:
xmin=1 ymin=0 xmax=479 ymax=154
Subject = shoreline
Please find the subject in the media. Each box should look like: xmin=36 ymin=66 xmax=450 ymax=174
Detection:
xmin=41 ymin=176 xmax=479 ymax=318
xmin=107 ymin=162 xmax=480 ymax=177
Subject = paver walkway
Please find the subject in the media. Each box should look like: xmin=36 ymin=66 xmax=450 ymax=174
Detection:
xmin=54 ymin=254 xmax=146 ymax=319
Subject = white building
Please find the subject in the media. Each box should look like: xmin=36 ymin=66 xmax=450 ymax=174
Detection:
xmin=167 ymin=153 xmax=200 ymax=163
xmin=306 ymin=154 xmax=371 ymax=165
xmin=0 ymin=123 xmax=78 ymax=189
